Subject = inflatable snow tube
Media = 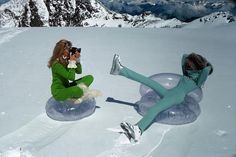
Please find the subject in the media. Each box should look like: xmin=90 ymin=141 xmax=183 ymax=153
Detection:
xmin=46 ymin=97 xmax=96 ymax=121
xmin=135 ymin=73 xmax=202 ymax=125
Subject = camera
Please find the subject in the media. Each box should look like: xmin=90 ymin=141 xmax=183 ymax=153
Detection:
xmin=69 ymin=47 xmax=81 ymax=56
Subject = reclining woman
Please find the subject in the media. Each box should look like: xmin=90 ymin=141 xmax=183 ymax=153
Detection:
xmin=110 ymin=53 xmax=213 ymax=142
xmin=48 ymin=39 xmax=100 ymax=104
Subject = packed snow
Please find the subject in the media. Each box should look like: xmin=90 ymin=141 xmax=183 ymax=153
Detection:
xmin=0 ymin=23 xmax=236 ymax=157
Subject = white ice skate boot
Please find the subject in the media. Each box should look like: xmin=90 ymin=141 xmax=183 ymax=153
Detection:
xmin=120 ymin=122 xmax=142 ymax=142
xmin=110 ymin=54 xmax=124 ymax=75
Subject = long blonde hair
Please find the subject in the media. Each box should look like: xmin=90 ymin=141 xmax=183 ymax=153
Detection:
xmin=48 ymin=39 xmax=72 ymax=68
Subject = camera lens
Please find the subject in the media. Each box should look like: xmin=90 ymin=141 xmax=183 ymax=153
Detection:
xmin=78 ymin=48 xmax=81 ymax=53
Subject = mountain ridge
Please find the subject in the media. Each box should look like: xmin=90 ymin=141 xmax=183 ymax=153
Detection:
xmin=0 ymin=0 xmax=235 ymax=28
xmin=99 ymin=0 xmax=236 ymax=22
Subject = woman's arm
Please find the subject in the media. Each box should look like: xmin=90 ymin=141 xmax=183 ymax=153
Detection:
xmin=52 ymin=63 xmax=76 ymax=81
xmin=181 ymin=54 xmax=188 ymax=75
xmin=75 ymin=63 xmax=82 ymax=74
xmin=196 ymin=66 xmax=212 ymax=87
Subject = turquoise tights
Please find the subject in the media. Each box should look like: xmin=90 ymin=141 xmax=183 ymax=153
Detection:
xmin=120 ymin=67 xmax=198 ymax=132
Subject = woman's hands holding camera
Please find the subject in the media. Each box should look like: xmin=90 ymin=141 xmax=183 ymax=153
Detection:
xmin=69 ymin=51 xmax=80 ymax=61
xmin=67 ymin=52 xmax=80 ymax=69
xmin=69 ymin=54 xmax=77 ymax=61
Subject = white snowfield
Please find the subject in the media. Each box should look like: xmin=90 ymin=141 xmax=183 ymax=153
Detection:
xmin=0 ymin=113 xmax=75 ymax=154
xmin=0 ymin=23 xmax=236 ymax=157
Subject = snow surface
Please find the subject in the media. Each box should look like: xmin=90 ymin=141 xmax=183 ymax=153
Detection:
xmin=33 ymin=0 xmax=49 ymax=27
xmin=0 ymin=24 xmax=236 ymax=157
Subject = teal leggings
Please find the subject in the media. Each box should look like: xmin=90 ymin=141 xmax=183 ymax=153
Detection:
xmin=54 ymin=75 xmax=94 ymax=101
xmin=120 ymin=67 xmax=192 ymax=132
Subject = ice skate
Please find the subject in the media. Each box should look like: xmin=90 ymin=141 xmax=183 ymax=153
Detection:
xmin=110 ymin=54 xmax=124 ymax=75
xmin=120 ymin=122 xmax=142 ymax=142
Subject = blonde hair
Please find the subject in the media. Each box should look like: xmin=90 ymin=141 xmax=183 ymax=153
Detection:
xmin=48 ymin=39 xmax=72 ymax=68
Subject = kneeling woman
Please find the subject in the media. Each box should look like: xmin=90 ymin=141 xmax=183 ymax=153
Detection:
xmin=48 ymin=39 xmax=98 ymax=103
xmin=110 ymin=53 xmax=213 ymax=142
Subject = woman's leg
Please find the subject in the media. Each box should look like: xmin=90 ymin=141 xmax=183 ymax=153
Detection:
xmin=70 ymin=75 xmax=94 ymax=87
xmin=69 ymin=75 xmax=101 ymax=103
xmin=110 ymin=54 xmax=167 ymax=97
xmin=53 ymin=75 xmax=94 ymax=101
xmin=54 ymin=86 xmax=84 ymax=101
xmin=137 ymin=91 xmax=185 ymax=132
xmin=120 ymin=67 xmax=167 ymax=97
xmin=136 ymin=98 xmax=173 ymax=132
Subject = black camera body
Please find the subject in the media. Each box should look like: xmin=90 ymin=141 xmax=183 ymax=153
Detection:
xmin=69 ymin=47 xmax=81 ymax=56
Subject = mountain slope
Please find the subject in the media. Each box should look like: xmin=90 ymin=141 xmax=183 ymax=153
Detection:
xmin=0 ymin=0 xmax=185 ymax=28
xmin=0 ymin=0 xmax=234 ymax=28
xmin=99 ymin=0 xmax=236 ymax=22
xmin=184 ymin=11 xmax=235 ymax=28
xmin=0 ymin=0 xmax=48 ymax=27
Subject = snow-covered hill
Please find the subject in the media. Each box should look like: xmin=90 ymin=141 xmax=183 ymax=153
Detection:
xmin=0 ymin=0 xmax=185 ymax=28
xmin=184 ymin=11 xmax=235 ymax=28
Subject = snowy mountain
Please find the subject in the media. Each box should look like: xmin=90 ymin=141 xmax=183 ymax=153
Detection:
xmin=0 ymin=0 xmax=185 ymax=28
xmin=0 ymin=0 xmax=235 ymax=28
xmin=184 ymin=11 xmax=235 ymax=28
xmin=99 ymin=0 xmax=236 ymax=22
xmin=82 ymin=7 xmax=185 ymax=28
xmin=0 ymin=0 xmax=49 ymax=27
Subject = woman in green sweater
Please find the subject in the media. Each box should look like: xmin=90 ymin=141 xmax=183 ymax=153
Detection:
xmin=110 ymin=53 xmax=213 ymax=142
xmin=48 ymin=39 xmax=96 ymax=103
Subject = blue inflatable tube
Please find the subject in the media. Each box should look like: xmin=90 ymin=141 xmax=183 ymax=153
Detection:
xmin=46 ymin=97 xmax=96 ymax=121
xmin=135 ymin=73 xmax=202 ymax=125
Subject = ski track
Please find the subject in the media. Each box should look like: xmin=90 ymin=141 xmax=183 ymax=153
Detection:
xmin=96 ymin=125 xmax=172 ymax=157
xmin=0 ymin=113 xmax=75 ymax=155
xmin=142 ymin=126 xmax=172 ymax=157
xmin=0 ymin=28 xmax=28 ymax=45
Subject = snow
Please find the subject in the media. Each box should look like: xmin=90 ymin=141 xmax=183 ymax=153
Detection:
xmin=0 ymin=28 xmax=27 ymax=44
xmin=136 ymin=17 xmax=186 ymax=28
xmin=70 ymin=0 xmax=76 ymax=9
xmin=1 ymin=0 xmax=233 ymax=28
xmin=33 ymin=0 xmax=49 ymax=27
xmin=0 ymin=0 xmax=28 ymax=27
xmin=0 ymin=0 xmax=28 ymax=15
xmin=1 ymin=147 xmax=33 ymax=157
xmin=0 ymin=0 xmax=49 ymax=27
xmin=82 ymin=0 xmax=185 ymax=28
xmin=0 ymin=23 xmax=236 ymax=157
xmin=83 ymin=11 xmax=184 ymax=28
xmin=185 ymin=11 xmax=234 ymax=28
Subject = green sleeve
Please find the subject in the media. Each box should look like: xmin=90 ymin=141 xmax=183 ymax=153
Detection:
xmin=75 ymin=63 xmax=82 ymax=74
xmin=197 ymin=66 xmax=211 ymax=87
xmin=52 ymin=63 xmax=76 ymax=81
